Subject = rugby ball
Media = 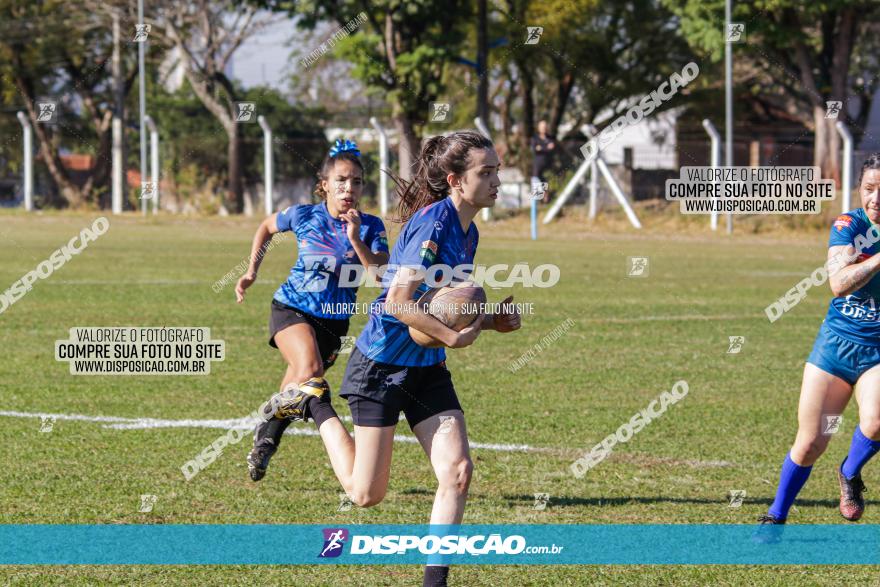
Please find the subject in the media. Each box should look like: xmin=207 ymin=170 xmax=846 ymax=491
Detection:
xmin=409 ymin=281 xmax=487 ymax=348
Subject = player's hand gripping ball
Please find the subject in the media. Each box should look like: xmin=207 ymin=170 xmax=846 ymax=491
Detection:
xmin=409 ymin=281 xmax=487 ymax=348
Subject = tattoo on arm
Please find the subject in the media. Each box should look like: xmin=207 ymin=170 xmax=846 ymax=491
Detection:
xmin=839 ymin=263 xmax=875 ymax=293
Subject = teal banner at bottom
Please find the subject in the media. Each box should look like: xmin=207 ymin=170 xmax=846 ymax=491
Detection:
xmin=1 ymin=524 xmax=877 ymax=565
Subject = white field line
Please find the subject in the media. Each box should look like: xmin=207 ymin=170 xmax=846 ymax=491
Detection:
xmin=43 ymin=280 xmax=263 ymax=285
xmin=0 ymin=409 xmax=536 ymax=453
xmin=0 ymin=409 xmax=734 ymax=466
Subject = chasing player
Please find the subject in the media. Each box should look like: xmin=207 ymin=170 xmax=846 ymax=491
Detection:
xmin=236 ymin=139 xmax=389 ymax=481
xmin=761 ymin=154 xmax=880 ymax=525
xmin=269 ymin=130 xmax=521 ymax=587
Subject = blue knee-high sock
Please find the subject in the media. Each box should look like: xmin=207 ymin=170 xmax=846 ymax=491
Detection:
xmin=841 ymin=425 xmax=880 ymax=480
xmin=768 ymin=453 xmax=813 ymax=520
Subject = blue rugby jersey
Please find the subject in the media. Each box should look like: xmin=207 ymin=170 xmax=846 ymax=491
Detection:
xmin=356 ymin=196 xmax=480 ymax=367
xmin=823 ymin=207 xmax=880 ymax=345
xmin=272 ymin=202 xmax=388 ymax=319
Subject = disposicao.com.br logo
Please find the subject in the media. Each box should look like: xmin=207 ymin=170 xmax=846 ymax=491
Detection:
xmin=318 ymin=528 xmax=563 ymax=558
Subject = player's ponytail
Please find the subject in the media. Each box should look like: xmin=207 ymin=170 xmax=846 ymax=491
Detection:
xmin=392 ymin=130 xmax=494 ymax=223
xmin=858 ymin=153 xmax=880 ymax=187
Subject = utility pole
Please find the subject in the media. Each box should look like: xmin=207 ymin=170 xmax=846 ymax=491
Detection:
xmin=138 ymin=0 xmax=147 ymax=215
xmin=476 ymin=0 xmax=489 ymax=125
xmin=724 ymin=0 xmax=733 ymax=234
xmin=112 ymin=9 xmax=124 ymax=214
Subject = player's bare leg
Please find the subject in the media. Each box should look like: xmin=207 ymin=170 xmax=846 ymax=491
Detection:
xmin=790 ymin=364 xmax=852 ymax=466
xmin=414 ymin=409 xmax=473 ymax=524
xmin=247 ymin=322 xmax=324 ymax=481
xmin=413 ymin=409 xmax=473 ymax=587
xmin=760 ymin=363 xmax=852 ymax=526
xmin=317 ymin=421 xmax=396 ymax=506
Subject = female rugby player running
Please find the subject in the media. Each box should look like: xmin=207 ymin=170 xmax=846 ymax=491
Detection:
xmin=235 ymin=139 xmax=389 ymax=481
xmin=761 ymin=154 xmax=880 ymax=525
xmin=271 ymin=131 xmax=520 ymax=587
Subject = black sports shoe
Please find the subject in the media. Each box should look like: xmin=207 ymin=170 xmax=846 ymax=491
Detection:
xmin=246 ymin=417 xmax=290 ymax=482
xmin=837 ymin=468 xmax=867 ymax=521
xmin=246 ymin=378 xmax=331 ymax=482
xmin=271 ymin=377 xmax=330 ymax=421
xmin=753 ymin=514 xmax=786 ymax=544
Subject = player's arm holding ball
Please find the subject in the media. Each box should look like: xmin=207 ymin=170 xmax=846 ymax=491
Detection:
xmin=385 ymin=266 xmax=482 ymax=348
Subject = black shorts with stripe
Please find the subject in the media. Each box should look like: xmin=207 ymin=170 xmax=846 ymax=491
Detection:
xmin=268 ymin=299 xmax=349 ymax=370
xmin=339 ymin=346 xmax=462 ymax=428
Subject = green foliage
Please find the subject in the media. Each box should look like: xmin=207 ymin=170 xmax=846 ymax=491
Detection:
xmin=147 ymin=80 xmax=327 ymax=200
xmin=259 ymin=0 xmax=470 ymax=127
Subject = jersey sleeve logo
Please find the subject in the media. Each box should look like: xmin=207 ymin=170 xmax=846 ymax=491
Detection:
xmin=419 ymin=240 xmax=438 ymax=263
xmin=834 ymin=215 xmax=853 ymax=231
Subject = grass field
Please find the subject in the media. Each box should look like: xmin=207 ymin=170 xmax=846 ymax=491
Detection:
xmin=1 ymin=205 xmax=879 ymax=585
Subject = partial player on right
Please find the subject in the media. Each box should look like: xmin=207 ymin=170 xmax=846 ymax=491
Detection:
xmin=761 ymin=154 xmax=880 ymax=525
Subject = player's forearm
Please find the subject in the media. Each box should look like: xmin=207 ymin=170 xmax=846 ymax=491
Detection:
xmin=385 ymin=300 xmax=458 ymax=345
xmin=246 ymin=222 xmax=274 ymax=276
xmin=831 ymin=255 xmax=880 ymax=297
xmin=350 ymin=238 xmax=388 ymax=268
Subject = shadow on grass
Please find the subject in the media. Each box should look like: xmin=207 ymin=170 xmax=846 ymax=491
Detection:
xmin=500 ymin=494 xmax=841 ymax=508
xmin=400 ymin=488 xmax=841 ymax=508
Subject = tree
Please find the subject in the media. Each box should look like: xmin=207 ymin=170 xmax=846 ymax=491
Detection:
xmin=157 ymin=0 xmax=278 ymax=212
xmin=663 ymin=0 xmax=880 ymax=183
xmin=492 ymin=0 xmax=694 ymax=175
xmin=149 ymin=80 xmax=327 ymax=206
xmin=0 ymin=0 xmax=139 ymax=208
xmin=256 ymin=0 xmax=470 ymax=180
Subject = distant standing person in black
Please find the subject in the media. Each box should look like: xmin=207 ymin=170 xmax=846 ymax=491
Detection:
xmin=530 ymin=120 xmax=556 ymax=203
